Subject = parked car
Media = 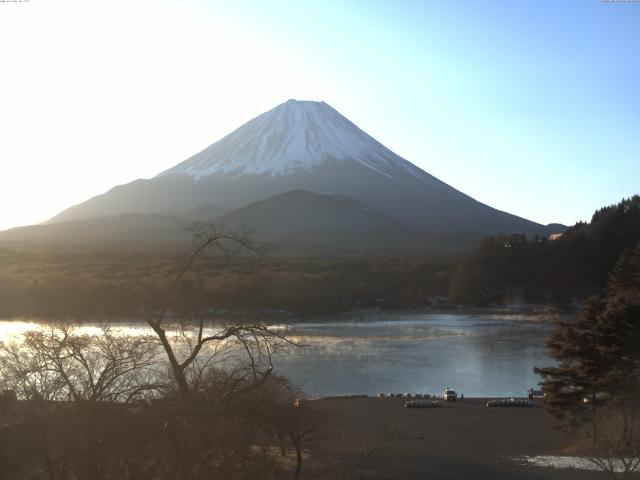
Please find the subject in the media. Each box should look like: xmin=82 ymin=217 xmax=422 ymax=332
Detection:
xmin=443 ymin=387 xmax=457 ymax=401
xmin=527 ymin=388 xmax=544 ymax=399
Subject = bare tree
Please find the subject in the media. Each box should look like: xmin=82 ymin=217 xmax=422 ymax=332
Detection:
xmin=0 ymin=324 xmax=160 ymax=403
xmin=580 ymin=407 xmax=640 ymax=480
xmin=287 ymin=401 xmax=328 ymax=480
xmin=0 ymin=324 xmax=163 ymax=480
xmin=123 ymin=222 xmax=292 ymax=400
xmin=259 ymin=380 xmax=330 ymax=480
xmin=111 ymin=223 xmax=298 ymax=480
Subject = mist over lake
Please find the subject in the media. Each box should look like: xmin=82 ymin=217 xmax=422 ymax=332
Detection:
xmin=0 ymin=312 xmax=556 ymax=398
xmin=277 ymin=312 xmax=555 ymax=397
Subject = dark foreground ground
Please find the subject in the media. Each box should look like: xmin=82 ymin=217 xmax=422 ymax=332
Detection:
xmin=306 ymin=397 xmax=638 ymax=480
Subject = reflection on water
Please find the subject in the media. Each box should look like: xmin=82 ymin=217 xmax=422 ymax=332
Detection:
xmin=275 ymin=312 xmax=556 ymax=397
xmin=0 ymin=312 xmax=557 ymax=397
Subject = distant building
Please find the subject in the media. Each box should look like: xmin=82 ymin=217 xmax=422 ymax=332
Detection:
xmin=549 ymin=233 xmax=563 ymax=241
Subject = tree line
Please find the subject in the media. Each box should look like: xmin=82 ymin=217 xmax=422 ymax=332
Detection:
xmin=450 ymin=195 xmax=640 ymax=306
xmin=0 ymin=249 xmax=455 ymax=319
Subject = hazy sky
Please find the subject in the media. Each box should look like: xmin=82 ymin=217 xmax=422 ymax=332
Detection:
xmin=1 ymin=0 xmax=638 ymax=231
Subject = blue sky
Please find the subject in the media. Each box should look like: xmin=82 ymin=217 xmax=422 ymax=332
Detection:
xmin=0 ymin=0 xmax=638 ymax=229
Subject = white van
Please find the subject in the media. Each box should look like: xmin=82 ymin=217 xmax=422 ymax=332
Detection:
xmin=443 ymin=387 xmax=457 ymax=401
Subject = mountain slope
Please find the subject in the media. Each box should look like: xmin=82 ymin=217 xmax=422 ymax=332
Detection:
xmin=181 ymin=203 xmax=229 ymax=222
xmin=0 ymin=191 xmax=427 ymax=253
xmin=213 ymin=189 xmax=422 ymax=252
xmin=46 ymin=99 xmax=550 ymax=247
xmin=0 ymin=214 xmax=190 ymax=251
xmin=216 ymin=189 xmax=401 ymax=232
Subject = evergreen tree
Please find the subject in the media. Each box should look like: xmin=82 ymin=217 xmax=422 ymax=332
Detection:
xmin=595 ymin=297 xmax=640 ymax=447
xmin=534 ymin=297 xmax=607 ymax=435
xmin=608 ymin=243 xmax=640 ymax=302
xmin=535 ymin=245 xmax=640 ymax=443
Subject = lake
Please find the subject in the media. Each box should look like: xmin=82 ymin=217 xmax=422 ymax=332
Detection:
xmin=0 ymin=312 xmax=557 ymax=398
xmin=276 ymin=311 xmax=557 ymax=397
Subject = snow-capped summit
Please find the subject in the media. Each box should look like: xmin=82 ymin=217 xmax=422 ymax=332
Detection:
xmin=158 ymin=99 xmax=423 ymax=180
xmin=45 ymin=99 xmax=551 ymax=247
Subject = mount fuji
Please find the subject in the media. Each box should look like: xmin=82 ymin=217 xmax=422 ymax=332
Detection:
xmin=3 ymin=100 xmax=558 ymax=252
xmin=158 ymin=99 xmax=427 ymax=180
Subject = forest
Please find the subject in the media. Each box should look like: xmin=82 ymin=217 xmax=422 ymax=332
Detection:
xmin=0 ymin=196 xmax=638 ymax=320
xmin=0 ymin=248 xmax=455 ymax=319
xmin=449 ymin=196 xmax=640 ymax=307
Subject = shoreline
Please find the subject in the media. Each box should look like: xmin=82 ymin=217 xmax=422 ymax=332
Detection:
xmin=0 ymin=304 xmax=573 ymax=324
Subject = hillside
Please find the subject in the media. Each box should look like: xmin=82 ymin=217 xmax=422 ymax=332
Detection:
xmin=449 ymin=195 xmax=640 ymax=306
xmin=0 ymin=190 xmax=431 ymax=254
xmin=213 ymin=189 xmax=424 ymax=253
xmin=0 ymin=214 xmax=190 ymax=252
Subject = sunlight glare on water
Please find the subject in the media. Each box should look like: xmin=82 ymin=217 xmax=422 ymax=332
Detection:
xmin=0 ymin=312 xmax=558 ymax=397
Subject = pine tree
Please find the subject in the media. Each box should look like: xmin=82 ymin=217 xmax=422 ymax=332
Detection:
xmin=535 ymin=245 xmax=640 ymax=439
xmin=534 ymin=297 xmax=607 ymax=435
xmin=595 ymin=297 xmax=640 ymax=447
xmin=608 ymin=243 xmax=640 ymax=302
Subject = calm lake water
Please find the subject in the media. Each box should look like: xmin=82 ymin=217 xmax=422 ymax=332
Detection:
xmin=0 ymin=312 xmax=557 ymax=397
xmin=278 ymin=312 xmax=556 ymax=397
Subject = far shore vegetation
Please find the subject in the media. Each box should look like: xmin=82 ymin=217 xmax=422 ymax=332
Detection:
xmin=0 ymin=196 xmax=638 ymax=321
